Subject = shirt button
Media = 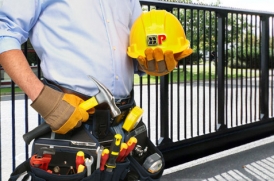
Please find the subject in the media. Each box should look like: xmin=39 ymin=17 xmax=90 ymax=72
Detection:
xmin=113 ymin=47 xmax=116 ymax=50
xmin=115 ymin=76 xmax=119 ymax=80
xmin=107 ymin=19 xmax=110 ymax=23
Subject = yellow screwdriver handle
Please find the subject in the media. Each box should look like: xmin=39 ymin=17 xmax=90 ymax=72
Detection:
xmin=79 ymin=97 xmax=99 ymax=110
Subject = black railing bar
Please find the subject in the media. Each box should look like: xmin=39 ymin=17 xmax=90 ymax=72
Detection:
xmin=208 ymin=11 xmax=212 ymax=133
xmin=224 ymin=13 xmax=227 ymax=125
xmin=271 ymin=17 xmax=274 ymax=117
xmin=260 ymin=15 xmax=270 ymax=119
xmin=230 ymin=13 xmax=235 ymax=127
xmin=216 ymin=11 xmax=226 ymax=130
xmin=139 ymin=77 xmax=143 ymax=108
xmin=155 ymin=77 xmax=159 ymax=145
xmin=170 ymin=71 xmax=173 ymax=141
xmin=23 ymin=43 xmax=29 ymax=160
xmin=258 ymin=16 xmax=262 ymax=118
xmin=231 ymin=13 xmax=239 ymax=126
xmin=183 ymin=8 xmax=187 ymax=139
xmin=202 ymin=10 xmax=206 ymax=134
xmin=177 ymin=61 xmax=181 ymax=140
xmin=11 ymin=81 xmax=16 ymax=171
xmin=140 ymin=0 xmax=274 ymax=16
xmin=190 ymin=9 xmax=194 ymax=138
xmin=245 ymin=16 xmax=254 ymax=122
xmin=239 ymin=14 xmax=243 ymax=125
xmin=214 ymin=12 xmax=218 ymax=131
xmin=238 ymin=13 xmax=242 ymax=126
xmin=159 ymin=74 xmax=170 ymax=144
xmin=224 ymin=13 xmax=228 ymax=126
xmin=183 ymin=57 xmax=187 ymax=139
xmin=196 ymin=9 xmax=200 ymax=136
xmin=175 ymin=6 xmax=181 ymax=140
xmin=254 ymin=16 xmax=258 ymax=120
xmin=147 ymin=75 xmax=151 ymax=139
xmin=244 ymin=14 xmax=249 ymax=124
xmin=250 ymin=16 xmax=256 ymax=120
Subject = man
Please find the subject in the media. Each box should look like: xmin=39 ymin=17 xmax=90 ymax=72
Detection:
xmin=0 ymin=0 xmax=190 ymax=134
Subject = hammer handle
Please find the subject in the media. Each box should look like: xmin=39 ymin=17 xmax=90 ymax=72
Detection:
xmin=23 ymin=97 xmax=97 ymax=145
xmin=23 ymin=122 xmax=51 ymax=145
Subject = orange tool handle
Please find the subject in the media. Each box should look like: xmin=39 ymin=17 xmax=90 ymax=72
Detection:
xmin=76 ymin=151 xmax=85 ymax=171
xmin=116 ymin=143 xmax=128 ymax=162
xmin=100 ymin=149 xmax=110 ymax=171
xmin=120 ymin=137 xmax=137 ymax=162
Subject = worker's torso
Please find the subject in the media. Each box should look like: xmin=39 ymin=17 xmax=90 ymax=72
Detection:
xmin=29 ymin=0 xmax=142 ymax=98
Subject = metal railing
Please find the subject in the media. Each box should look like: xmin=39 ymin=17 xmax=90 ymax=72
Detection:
xmin=1 ymin=0 xmax=274 ymax=179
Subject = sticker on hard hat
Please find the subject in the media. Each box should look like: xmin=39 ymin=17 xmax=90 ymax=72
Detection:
xmin=147 ymin=34 xmax=166 ymax=46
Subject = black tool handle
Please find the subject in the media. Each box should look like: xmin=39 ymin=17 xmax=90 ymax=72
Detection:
xmin=23 ymin=122 xmax=51 ymax=145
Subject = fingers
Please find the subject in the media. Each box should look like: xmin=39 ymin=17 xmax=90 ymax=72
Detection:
xmin=154 ymin=48 xmax=165 ymax=73
xmin=174 ymin=48 xmax=193 ymax=61
xmin=145 ymin=48 xmax=155 ymax=71
xmin=137 ymin=47 xmax=154 ymax=70
xmin=164 ymin=50 xmax=177 ymax=71
xmin=75 ymin=121 xmax=82 ymax=128
xmin=137 ymin=48 xmax=179 ymax=76
xmin=78 ymin=106 xmax=90 ymax=122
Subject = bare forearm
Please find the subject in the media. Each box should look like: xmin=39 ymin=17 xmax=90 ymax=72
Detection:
xmin=0 ymin=49 xmax=43 ymax=101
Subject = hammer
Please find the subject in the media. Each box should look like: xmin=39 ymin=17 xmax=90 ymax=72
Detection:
xmin=23 ymin=76 xmax=121 ymax=145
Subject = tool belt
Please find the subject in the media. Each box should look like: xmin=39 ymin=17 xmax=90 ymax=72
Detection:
xmin=9 ymin=79 xmax=165 ymax=181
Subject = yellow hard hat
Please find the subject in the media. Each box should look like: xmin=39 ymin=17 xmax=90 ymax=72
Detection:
xmin=127 ymin=9 xmax=190 ymax=58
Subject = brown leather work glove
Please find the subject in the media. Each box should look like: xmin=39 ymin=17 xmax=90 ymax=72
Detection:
xmin=137 ymin=47 xmax=193 ymax=76
xmin=31 ymin=85 xmax=95 ymax=134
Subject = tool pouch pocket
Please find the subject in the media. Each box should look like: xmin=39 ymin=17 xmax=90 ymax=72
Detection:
xmin=8 ymin=158 xmax=88 ymax=181
xmin=30 ymin=166 xmax=86 ymax=181
xmin=100 ymin=158 xmax=130 ymax=181
xmin=127 ymin=137 xmax=165 ymax=181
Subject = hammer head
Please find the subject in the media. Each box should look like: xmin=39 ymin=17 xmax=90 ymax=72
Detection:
xmin=88 ymin=75 xmax=121 ymax=117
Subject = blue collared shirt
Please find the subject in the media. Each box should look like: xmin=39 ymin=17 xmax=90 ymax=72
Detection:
xmin=0 ymin=0 xmax=143 ymax=99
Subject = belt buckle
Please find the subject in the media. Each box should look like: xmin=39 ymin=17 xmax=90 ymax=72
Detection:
xmin=116 ymin=97 xmax=130 ymax=105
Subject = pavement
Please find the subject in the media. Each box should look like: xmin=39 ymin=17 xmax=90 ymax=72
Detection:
xmin=161 ymin=135 xmax=274 ymax=181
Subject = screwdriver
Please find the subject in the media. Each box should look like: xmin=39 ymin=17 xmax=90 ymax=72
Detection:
xmin=75 ymin=151 xmax=85 ymax=171
xmin=116 ymin=143 xmax=128 ymax=162
xmin=120 ymin=137 xmax=137 ymax=162
xmin=105 ymin=134 xmax=122 ymax=172
xmin=100 ymin=148 xmax=110 ymax=171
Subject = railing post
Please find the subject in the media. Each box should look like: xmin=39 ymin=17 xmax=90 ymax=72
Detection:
xmin=158 ymin=6 xmax=173 ymax=146
xmin=216 ymin=12 xmax=227 ymax=131
xmin=260 ymin=15 xmax=270 ymax=120
xmin=158 ymin=74 xmax=172 ymax=145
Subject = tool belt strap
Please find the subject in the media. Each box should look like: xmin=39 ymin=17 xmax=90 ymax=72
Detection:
xmin=43 ymin=78 xmax=132 ymax=105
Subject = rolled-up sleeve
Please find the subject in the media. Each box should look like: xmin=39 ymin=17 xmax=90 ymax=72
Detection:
xmin=0 ymin=36 xmax=21 ymax=53
xmin=0 ymin=0 xmax=39 ymax=53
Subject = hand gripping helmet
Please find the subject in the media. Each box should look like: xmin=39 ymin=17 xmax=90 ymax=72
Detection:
xmin=127 ymin=9 xmax=190 ymax=58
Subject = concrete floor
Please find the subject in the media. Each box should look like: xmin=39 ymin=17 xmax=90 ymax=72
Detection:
xmin=161 ymin=135 xmax=274 ymax=181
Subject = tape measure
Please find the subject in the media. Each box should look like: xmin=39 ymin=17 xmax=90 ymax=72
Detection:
xmin=122 ymin=106 xmax=144 ymax=132
xmin=142 ymin=153 xmax=163 ymax=174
